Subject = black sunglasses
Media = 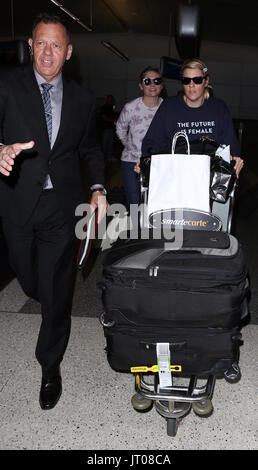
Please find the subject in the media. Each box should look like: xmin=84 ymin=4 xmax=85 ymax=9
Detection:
xmin=181 ymin=76 xmax=205 ymax=85
xmin=142 ymin=77 xmax=162 ymax=86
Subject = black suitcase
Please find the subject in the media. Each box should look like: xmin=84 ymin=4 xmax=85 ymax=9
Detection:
xmin=100 ymin=230 xmax=249 ymax=377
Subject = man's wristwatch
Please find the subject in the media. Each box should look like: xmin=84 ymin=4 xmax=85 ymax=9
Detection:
xmin=91 ymin=187 xmax=107 ymax=196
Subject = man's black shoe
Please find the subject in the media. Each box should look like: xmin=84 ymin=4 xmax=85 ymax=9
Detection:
xmin=39 ymin=374 xmax=62 ymax=410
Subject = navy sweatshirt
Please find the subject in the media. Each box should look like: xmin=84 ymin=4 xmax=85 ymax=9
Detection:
xmin=142 ymin=95 xmax=240 ymax=156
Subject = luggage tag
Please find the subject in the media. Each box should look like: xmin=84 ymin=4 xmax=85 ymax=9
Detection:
xmin=156 ymin=343 xmax=172 ymax=388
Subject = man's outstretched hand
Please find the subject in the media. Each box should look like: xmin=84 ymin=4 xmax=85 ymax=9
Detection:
xmin=0 ymin=141 xmax=35 ymax=176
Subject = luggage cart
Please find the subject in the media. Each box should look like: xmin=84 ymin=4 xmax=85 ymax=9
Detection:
xmin=127 ymin=153 xmax=241 ymax=437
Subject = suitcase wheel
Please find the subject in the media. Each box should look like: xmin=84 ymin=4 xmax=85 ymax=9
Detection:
xmin=131 ymin=393 xmax=152 ymax=412
xmin=192 ymin=399 xmax=213 ymax=417
xmin=224 ymin=362 xmax=241 ymax=383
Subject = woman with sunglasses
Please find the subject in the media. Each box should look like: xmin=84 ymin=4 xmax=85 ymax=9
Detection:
xmin=142 ymin=58 xmax=243 ymax=177
xmin=116 ymin=66 xmax=163 ymax=207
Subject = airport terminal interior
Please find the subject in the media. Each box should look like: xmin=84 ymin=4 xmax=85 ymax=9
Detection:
xmin=0 ymin=0 xmax=257 ymax=451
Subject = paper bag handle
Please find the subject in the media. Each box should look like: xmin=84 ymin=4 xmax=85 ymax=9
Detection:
xmin=171 ymin=130 xmax=190 ymax=155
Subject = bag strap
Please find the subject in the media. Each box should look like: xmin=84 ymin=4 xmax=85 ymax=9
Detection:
xmin=171 ymin=130 xmax=190 ymax=155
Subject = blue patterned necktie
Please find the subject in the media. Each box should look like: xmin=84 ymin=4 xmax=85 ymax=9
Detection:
xmin=41 ymin=83 xmax=53 ymax=144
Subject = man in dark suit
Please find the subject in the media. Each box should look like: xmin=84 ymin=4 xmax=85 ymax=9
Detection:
xmin=0 ymin=13 xmax=107 ymax=410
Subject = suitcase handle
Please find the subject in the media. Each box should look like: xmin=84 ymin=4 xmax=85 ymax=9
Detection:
xmin=140 ymin=341 xmax=187 ymax=351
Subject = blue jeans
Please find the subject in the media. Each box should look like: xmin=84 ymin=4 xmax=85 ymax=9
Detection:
xmin=121 ymin=161 xmax=140 ymax=207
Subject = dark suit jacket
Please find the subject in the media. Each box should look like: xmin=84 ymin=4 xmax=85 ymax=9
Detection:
xmin=0 ymin=65 xmax=104 ymax=226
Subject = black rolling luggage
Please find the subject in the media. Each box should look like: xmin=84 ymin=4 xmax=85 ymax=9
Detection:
xmin=100 ymin=230 xmax=249 ymax=377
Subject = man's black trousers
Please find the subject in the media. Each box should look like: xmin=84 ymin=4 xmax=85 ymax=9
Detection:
xmin=2 ymin=189 xmax=77 ymax=378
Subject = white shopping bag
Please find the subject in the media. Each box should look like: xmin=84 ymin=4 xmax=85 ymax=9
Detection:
xmin=147 ymin=131 xmax=211 ymax=220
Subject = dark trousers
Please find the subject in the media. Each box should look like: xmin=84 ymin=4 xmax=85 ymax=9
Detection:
xmin=121 ymin=161 xmax=140 ymax=207
xmin=2 ymin=190 xmax=77 ymax=378
xmin=102 ymin=128 xmax=114 ymax=159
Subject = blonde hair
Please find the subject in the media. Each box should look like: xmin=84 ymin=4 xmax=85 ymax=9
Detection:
xmin=181 ymin=58 xmax=211 ymax=100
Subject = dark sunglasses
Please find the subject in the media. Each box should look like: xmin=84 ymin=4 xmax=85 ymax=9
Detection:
xmin=181 ymin=76 xmax=205 ymax=85
xmin=142 ymin=77 xmax=162 ymax=86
